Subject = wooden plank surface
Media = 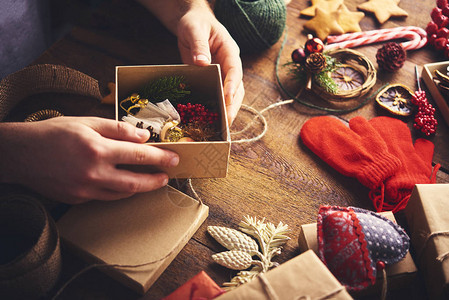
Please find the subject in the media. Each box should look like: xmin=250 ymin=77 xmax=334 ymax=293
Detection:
xmin=4 ymin=0 xmax=449 ymax=299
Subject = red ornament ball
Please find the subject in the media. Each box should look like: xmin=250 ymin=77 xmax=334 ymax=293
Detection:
xmin=304 ymin=36 xmax=325 ymax=54
xmin=291 ymin=48 xmax=307 ymax=64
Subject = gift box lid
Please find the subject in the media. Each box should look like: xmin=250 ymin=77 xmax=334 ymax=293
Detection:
xmin=57 ymin=185 xmax=209 ymax=294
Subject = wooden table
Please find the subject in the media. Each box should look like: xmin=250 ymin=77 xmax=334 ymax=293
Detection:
xmin=4 ymin=0 xmax=449 ymax=299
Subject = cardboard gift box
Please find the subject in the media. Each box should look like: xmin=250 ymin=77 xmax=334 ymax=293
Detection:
xmin=215 ymin=250 xmax=353 ymax=299
xmin=115 ymin=64 xmax=230 ymax=178
xmin=404 ymin=184 xmax=449 ymax=300
xmin=297 ymin=211 xmax=417 ymax=296
xmin=57 ymin=185 xmax=208 ymax=294
xmin=421 ymin=62 xmax=449 ymax=126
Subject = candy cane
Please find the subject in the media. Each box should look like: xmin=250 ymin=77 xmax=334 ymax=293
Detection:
xmin=325 ymin=26 xmax=427 ymax=51
xmin=327 ymin=26 xmax=426 ymax=43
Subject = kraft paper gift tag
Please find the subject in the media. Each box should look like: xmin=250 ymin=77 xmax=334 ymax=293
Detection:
xmin=57 ymin=185 xmax=208 ymax=294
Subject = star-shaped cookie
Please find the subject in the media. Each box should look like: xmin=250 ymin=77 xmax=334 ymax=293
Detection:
xmin=304 ymin=6 xmax=345 ymax=41
xmin=301 ymin=0 xmax=344 ymax=17
xmin=357 ymin=0 xmax=408 ymax=24
xmin=337 ymin=5 xmax=365 ymax=33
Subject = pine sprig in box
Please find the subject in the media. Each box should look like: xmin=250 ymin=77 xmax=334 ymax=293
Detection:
xmin=115 ymin=64 xmax=230 ymax=178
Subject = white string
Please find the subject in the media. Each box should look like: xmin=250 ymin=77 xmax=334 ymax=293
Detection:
xmin=231 ymin=99 xmax=294 ymax=144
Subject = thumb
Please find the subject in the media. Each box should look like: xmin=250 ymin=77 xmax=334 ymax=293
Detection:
xmin=178 ymin=19 xmax=212 ymax=66
xmin=414 ymin=138 xmax=434 ymax=165
xmin=190 ymin=38 xmax=211 ymax=66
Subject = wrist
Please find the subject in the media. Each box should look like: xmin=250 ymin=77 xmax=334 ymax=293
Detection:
xmin=0 ymin=123 xmax=30 ymax=184
xmin=137 ymin=0 xmax=213 ymax=35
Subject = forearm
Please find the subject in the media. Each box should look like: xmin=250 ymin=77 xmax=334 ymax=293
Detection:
xmin=136 ymin=0 xmax=212 ymax=34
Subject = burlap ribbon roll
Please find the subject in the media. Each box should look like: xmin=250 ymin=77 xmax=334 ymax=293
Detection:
xmin=0 ymin=64 xmax=103 ymax=121
xmin=0 ymin=194 xmax=61 ymax=300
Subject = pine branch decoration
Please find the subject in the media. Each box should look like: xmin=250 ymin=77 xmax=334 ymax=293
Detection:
xmin=139 ymin=75 xmax=191 ymax=102
xmin=288 ymin=52 xmax=339 ymax=93
xmin=207 ymin=216 xmax=290 ymax=290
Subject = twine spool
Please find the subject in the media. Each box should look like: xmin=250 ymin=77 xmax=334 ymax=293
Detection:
xmin=214 ymin=0 xmax=287 ymax=53
xmin=0 ymin=194 xmax=61 ymax=299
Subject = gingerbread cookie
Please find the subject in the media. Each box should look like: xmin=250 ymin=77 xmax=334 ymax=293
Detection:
xmin=300 ymin=0 xmax=344 ymax=17
xmin=357 ymin=0 xmax=408 ymax=24
xmin=337 ymin=5 xmax=365 ymax=33
xmin=304 ymin=6 xmax=345 ymax=41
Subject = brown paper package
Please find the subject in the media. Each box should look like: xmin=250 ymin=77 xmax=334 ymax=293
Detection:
xmin=404 ymin=184 xmax=449 ymax=300
xmin=57 ymin=185 xmax=208 ymax=294
xmin=215 ymin=250 xmax=353 ymax=300
xmin=297 ymin=211 xmax=417 ymax=297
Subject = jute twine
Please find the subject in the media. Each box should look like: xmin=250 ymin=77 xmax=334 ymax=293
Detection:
xmin=0 ymin=64 xmax=103 ymax=121
xmin=417 ymin=231 xmax=449 ymax=263
xmin=0 ymin=194 xmax=61 ymax=300
xmin=214 ymin=0 xmax=286 ymax=53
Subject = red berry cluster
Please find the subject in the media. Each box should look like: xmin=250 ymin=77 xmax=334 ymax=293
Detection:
xmin=411 ymin=89 xmax=438 ymax=136
xmin=176 ymin=103 xmax=219 ymax=125
xmin=427 ymin=0 xmax=449 ymax=57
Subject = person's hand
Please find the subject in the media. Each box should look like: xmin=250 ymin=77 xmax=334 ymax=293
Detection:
xmin=176 ymin=6 xmax=245 ymax=124
xmin=0 ymin=117 xmax=179 ymax=204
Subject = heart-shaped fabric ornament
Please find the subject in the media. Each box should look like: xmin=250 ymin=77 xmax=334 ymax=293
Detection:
xmin=317 ymin=206 xmax=409 ymax=291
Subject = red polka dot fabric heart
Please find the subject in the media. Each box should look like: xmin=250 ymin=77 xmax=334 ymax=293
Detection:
xmin=317 ymin=206 xmax=409 ymax=291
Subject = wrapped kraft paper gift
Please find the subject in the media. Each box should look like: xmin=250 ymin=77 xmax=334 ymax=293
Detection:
xmin=57 ymin=185 xmax=208 ymax=294
xmin=404 ymin=184 xmax=449 ymax=300
xmin=298 ymin=211 xmax=417 ymax=297
xmin=215 ymin=250 xmax=353 ymax=300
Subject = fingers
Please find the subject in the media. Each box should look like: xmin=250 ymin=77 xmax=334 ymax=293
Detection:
xmin=226 ymin=80 xmax=245 ymax=124
xmin=83 ymin=117 xmax=150 ymax=143
xmin=63 ymin=172 xmax=168 ymax=203
xmin=108 ymin=140 xmax=179 ymax=168
xmin=99 ymin=169 xmax=169 ymax=195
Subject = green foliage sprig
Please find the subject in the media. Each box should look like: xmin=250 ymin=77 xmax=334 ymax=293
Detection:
xmin=139 ymin=75 xmax=191 ymax=102
xmin=288 ymin=52 xmax=340 ymax=93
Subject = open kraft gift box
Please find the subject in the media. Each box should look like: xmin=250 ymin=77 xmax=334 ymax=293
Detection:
xmin=115 ymin=64 xmax=231 ymax=178
xmin=421 ymin=62 xmax=449 ymax=127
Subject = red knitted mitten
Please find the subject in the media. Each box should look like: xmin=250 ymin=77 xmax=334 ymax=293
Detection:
xmin=300 ymin=116 xmax=401 ymax=190
xmin=368 ymin=117 xmax=437 ymax=212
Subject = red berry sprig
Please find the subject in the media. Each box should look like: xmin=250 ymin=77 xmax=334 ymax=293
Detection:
xmin=411 ymin=89 xmax=438 ymax=136
xmin=427 ymin=0 xmax=449 ymax=57
xmin=176 ymin=103 xmax=219 ymax=125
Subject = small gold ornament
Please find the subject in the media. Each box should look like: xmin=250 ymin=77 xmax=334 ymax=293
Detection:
xmin=24 ymin=109 xmax=64 ymax=122
xmin=119 ymin=93 xmax=149 ymax=115
xmin=160 ymin=121 xmax=184 ymax=142
xmin=375 ymin=84 xmax=414 ymax=116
